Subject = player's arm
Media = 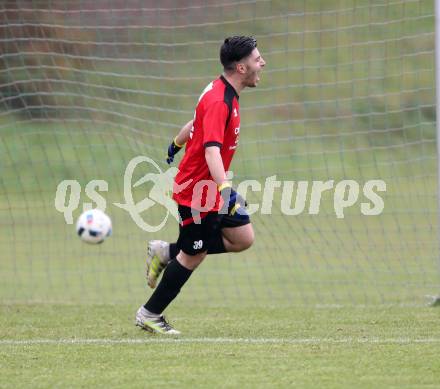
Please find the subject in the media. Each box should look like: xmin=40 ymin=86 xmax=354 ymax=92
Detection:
xmin=175 ymin=120 xmax=193 ymax=146
xmin=166 ymin=120 xmax=193 ymax=164
xmin=205 ymin=145 xmax=226 ymax=185
xmin=205 ymin=145 xmax=246 ymax=216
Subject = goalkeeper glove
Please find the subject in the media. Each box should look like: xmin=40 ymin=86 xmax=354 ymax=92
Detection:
xmin=166 ymin=137 xmax=184 ymax=164
xmin=218 ymin=182 xmax=248 ymax=217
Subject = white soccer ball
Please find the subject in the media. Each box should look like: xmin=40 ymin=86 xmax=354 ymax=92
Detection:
xmin=76 ymin=209 xmax=112 ymax=244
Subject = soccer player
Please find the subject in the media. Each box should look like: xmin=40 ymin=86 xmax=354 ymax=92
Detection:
xmin=136 ymin=36 xmax=266 ymax=334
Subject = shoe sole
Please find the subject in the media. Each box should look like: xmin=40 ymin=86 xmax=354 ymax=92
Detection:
xmin=135 ymin=320 xmax=155 ymax=333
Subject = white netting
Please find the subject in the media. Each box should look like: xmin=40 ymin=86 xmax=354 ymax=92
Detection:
xmin=0 ymin=0 xmax=438 ymax=306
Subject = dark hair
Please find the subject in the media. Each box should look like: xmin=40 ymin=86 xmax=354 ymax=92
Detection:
xmin=220 ymin=36 xmax=257 ymax=71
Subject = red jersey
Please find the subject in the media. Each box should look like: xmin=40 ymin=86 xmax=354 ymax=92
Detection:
xmin=173 ymin=75 xmax=240 ymax=211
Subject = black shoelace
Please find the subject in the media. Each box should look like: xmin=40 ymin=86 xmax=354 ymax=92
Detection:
xmin=158 ymin=316 xmax=173 ymax=331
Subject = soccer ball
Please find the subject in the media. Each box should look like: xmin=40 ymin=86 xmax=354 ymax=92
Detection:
xmin=76 ymin=209 xmax=112 ymax=244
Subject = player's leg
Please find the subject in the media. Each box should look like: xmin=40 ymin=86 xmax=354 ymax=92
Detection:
xmin=145 ymin=238 xmax=207 ymax=289
xmin=204 ymin=210 xmax=253 ymax=253
xmin=164 ymin=214 xmax=253 ymax=261
xmin=136 ymin=250 xmax=206 ymax=334
xmin=220 ymin=222 xmax=254 ymax=252
xmin=146 ymin=212 xmax=252 ymax=287
xmin=137 ymin=208 xmax=217 ymax=334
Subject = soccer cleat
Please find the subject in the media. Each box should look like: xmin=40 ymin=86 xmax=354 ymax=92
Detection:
xmin=135 ymin=306 xmax=181 ymax=335
xmin=146 ymin=240 xmax=170 ymax=289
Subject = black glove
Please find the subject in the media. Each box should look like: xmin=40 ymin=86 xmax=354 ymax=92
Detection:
xmin=218 ymin=182 xmax=248 ymax=217
xmin=166 ymin=138 xmax=183 ymax=164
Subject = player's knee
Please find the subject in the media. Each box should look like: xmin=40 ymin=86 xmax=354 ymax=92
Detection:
xmin=177 ymin=250 xmax=206 ymax=270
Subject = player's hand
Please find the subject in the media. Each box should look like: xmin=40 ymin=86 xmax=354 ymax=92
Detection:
xmin=218 ymin=182 xmax=248 ymax=217
xmin=166 ymin=138 xmax=183 ymax=164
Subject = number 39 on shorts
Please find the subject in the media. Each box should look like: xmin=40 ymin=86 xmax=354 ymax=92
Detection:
xmin=193 ymin=240 xmax=203 ymax=250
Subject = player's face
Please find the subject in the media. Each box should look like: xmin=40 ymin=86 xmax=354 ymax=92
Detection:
xmin=242 ymin=48 xmax=266 ymax=88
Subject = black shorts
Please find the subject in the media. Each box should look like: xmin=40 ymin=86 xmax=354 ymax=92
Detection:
xmin=176 ymin=205 xmax=250 ymax=255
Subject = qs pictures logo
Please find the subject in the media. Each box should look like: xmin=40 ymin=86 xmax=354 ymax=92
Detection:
xmin=55 ymin=156 xmax=387 ymax=232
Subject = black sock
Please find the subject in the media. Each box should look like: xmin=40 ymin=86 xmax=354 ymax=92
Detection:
xmin=144 ymin=259 xmax=193 ymax=314
xmin=170 ymin=230 xmax=226 ymax=257
xmin=169 ymin=243 xmax=179 ymax=259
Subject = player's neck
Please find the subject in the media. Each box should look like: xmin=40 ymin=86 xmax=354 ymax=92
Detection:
xmin=222 ymin=73 xmax=243 ymax=95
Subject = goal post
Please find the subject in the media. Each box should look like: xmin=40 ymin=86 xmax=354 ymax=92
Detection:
xmin=434 ymin=0 xmax=440 ymax=305
xmin=0 ymin=0 xmax=438 ymax=306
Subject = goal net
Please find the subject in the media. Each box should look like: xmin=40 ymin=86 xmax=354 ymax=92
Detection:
xmin=0 ymin=0 xmax=438 ymax=306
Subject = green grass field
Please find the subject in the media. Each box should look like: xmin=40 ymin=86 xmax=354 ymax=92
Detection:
xmin=1 ymin=305 xmax=440 ymax=388
xmin=1 ymin=0 xmax=440 ymax=387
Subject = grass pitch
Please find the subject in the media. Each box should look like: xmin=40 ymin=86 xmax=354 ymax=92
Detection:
xmin=1 ymin=304 xmax=440 ymax=388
